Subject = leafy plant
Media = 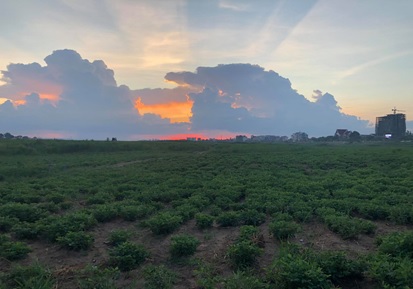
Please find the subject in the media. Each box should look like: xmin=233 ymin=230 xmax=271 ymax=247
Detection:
xmin=0 ymin=234 xmax=32 ymax=261
xmin=195 ymin=213 xmax=214 ymax=229
xmin=267 ymin=252 xmax=331 ymax=289
xmin=268 ymin=220 xmax=300 ymax=240
xmin=216 ymin=211 xmax=241 ymax=227
xmin=227 ymin=240 xmax=263 ymax=269
xmin=109 ymin=242 xmax=149 ymax=271
xmin=146 ymin=212 xmax=182 ymax=235
xmin=143 ymin=265 xmax=176 ymax=289
xmin=77 ymin=265 xmax=120 ymax=289
xmin=108 ymin=229 xmax=132 ymax=246
xmin=223 ymin=271 xmax=268 ymax=289
xmin=57 ymin=231 xmax=94 ymax=250
xmin=170 ymin=234 xmax=200 ymax=258
xmin=4 ymin=262 xmax=55 ymax=289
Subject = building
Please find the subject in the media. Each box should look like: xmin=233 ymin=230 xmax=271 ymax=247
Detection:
xmin=375 ymin=110 xmax=406 ymax=138
xmin=334 ymin=129 xmax=351 ymax=139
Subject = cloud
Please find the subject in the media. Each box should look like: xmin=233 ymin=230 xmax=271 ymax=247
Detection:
xmin=0 ymin=50 xmax=370 ymax=139
xmin=0 ymin=49 xmax=188 ymax=139
xmin=167 ymin=64 xmax=370 ymax=136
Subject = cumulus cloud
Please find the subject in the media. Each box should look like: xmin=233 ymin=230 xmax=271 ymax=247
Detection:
xmin=0 ymin=49 xmax=188 ymax=139
xmin=0 ymin=50 xmax=370 ymax=139
xmin=167 ymin=64 xmax=370 ymax=136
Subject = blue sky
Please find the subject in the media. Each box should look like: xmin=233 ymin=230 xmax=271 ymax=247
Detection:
xmin=1 ymin=0 xmax=412 ymax=139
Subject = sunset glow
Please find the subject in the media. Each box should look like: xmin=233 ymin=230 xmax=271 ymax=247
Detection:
xmin=135 ymin=97 xmax=193 ymax=123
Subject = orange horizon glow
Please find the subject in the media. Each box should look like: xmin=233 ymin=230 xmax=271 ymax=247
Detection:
xmin=135 ymin=97 xmax=194 ymax=123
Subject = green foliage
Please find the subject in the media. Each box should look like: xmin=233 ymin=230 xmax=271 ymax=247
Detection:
xmin=238 ymin=225 xmax=260 ymax=241
xmin=195 ymin=213 xmax=214 ymax=229
xmin=318 ymin=210 xmax=376 ymax=240
xmin=0 ymin=217 xmax=18 ymax=232
xmin=109 ymin=242 xmax=150 ymax=271
xmin=367 ymin=254 xmax=413 ymax=289
xmin=223 ymin=271 xmax=268 ymax=289
xmin=194 ymin=261 xmax=219 ymax=289
xmin=241 ymin=209 xmax=266 ymax=226
xmin=91 ymin=204 xmax=118 ymax=223
xmin=0 ymin=234 xmax=31 ymax=260
xmin=57 ymin=231 xmax=94 ymax=250
xmin=0 ymin=203 xmax=46 ymax=223
xmin=146 ymin=212 xmax=183 ymax=235
xmin=170 ymin=234 xmax=200 ymax=258
xmin=267 ymin=252 xmax=331 ymax=289
xmin=3 ymin=263 xmax=55 ymax=289
xmin=314 ymin=251 xmax=366 ymax=284
xmin=269 ymin=220 xmax=300 ymax=240
xmin=175 ymin=204 xmax=198 ymax=222
xmin=108 ymin=229 xmax=132 ymax=246
xmin=143 ymin=265 xmax=176 ymax=289
xmin=376 ymin=231 xmax=413 ymax=258
xmin=227 ymin=240 xmax=263 ymax=269
xmin=12 ymin=222 xmax=40 ymax=240
xmin=118 ymin=205 xmax=153 ymax=221
xmin=77 ymin=265 xmax=120 ymax=289
xmin=216 ymin=211 xmax=241 ymax=227
xmin=38 ymin=212 xmax=97 ymax=241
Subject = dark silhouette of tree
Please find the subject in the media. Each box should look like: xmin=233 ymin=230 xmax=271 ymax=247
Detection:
xmin=349 ymin=131 xmax=361 ymax=142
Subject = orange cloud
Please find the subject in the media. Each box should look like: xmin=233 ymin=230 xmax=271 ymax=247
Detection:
xmin=135 ymin=97 xmax=193 ymax=123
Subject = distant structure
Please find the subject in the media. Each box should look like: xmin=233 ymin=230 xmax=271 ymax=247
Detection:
xmin=334 ymin=129 xmax=351 ymax=139
xmin=375 ymin=107 xmax=406 ymax=138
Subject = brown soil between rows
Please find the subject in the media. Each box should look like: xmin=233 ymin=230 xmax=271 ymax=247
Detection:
xmin=1 ymin=218 xmax=411 ymax=288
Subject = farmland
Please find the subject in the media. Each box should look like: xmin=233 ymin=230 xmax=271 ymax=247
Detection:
xmin=0 ymin=139 xmax=412 ymax=288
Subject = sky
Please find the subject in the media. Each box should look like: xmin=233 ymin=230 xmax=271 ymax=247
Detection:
xmin=1 ymin=0 xmax=412 ymax=140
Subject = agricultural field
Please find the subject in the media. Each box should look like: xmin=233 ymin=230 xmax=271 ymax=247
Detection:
xmin=0 ymin=139 xmax=412 ymax=289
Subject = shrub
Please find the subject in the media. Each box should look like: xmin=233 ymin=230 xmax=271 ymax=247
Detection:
xmin=175 ymin=204 xmax=198 ymax=222
xmin=45 ymin=193 xmax=66 ymax=204
xmin=238 ymin=225 xmax=260 ymax=242
xmin=321 ymin=213 xmax=376 ymax=240
xmin=267 ymin=253 xmax=331 ymax=289
xmin=108 ymin=229 xmax=132 ymax=246
xmin=4 ymin=263 xmax=55 ymax=289
xmin=92 ymin=204 xmax=118 ymax=223
xmin=118 ymin=205 xmax=153 ymax=221
xmin=12 ymin=222 xmax=39 ymax=240
xmin=0 ymin=235 xmax=32 ymax=261
xmin=216 ymin=211 xmax=241 ymax=227
xmin=315 ymin=251 xmax=366 ymax=284
xmin=0 ymin=203 xmax=46 ymax=223
xmin=195 ymin=213 xmax=214 ymax=229
xmin=38 ymin=212 xmax=97 ymax=241
xmin=194 ymin=261 xmax=219 ymax=289
xmin=77 ymin=265 xmax=120 ymax=289
xmin=109 ymin=242 xmax=149 ymax=271
xmin=0 ymin=216 xmax=18 ymax=232
xmin=57 ymin=231 xmax=94 ymax=250
xmin=227 ymin=240 xmax=263 ymax=269
xmin=377 ymin=231 xmax=413 ymax=258
xmin=241 ymin=209 xmax=266 ymax=226
xmin=170 ymin=234 xmax=200 ymax=258
xmin=146 ymin=212 xmax=182 ymax=235
xmin=367 ymin=254 xmax=413 ymax=288
xmin=269 ymin=220 xmax=300 ymax=240
xmin=223 ymin=271 xmax=268 ymax=289
xmin=143 ymin=265 xmax=176 ymax=289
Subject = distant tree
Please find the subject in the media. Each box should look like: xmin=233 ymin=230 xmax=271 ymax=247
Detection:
xmin=349 ymin=131 xmax=361 ymax=142
xmin=291 ymin=132 xmax=308 ymax=142
xmin=4 ymin=132 xmax=13 ymax=139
